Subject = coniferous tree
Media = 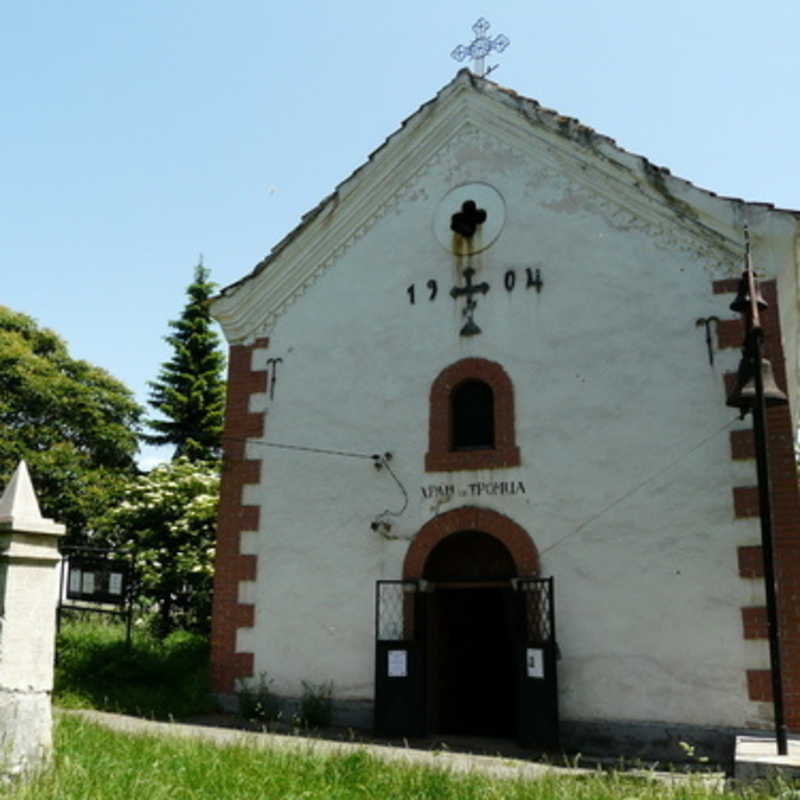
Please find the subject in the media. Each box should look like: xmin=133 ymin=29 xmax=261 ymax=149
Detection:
xmin=144 ymin=262 xmax=226 ymax=461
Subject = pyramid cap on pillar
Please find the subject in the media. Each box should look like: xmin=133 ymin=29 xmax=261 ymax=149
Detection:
xmin=0 ymin=460 xmax=65 ymax=536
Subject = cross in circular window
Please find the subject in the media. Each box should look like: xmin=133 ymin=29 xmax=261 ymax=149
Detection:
xmin=450 ymin=200 xmax=487 ymax=239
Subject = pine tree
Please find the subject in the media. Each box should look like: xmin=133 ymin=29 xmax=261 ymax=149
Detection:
xmin=144 ymin=262 xmax=226 ymax=461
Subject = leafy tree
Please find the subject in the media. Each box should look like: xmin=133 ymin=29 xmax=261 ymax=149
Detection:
xmin=144 ymin=263 xmax=226 ymax=461
xmin=0 ymin=306 xmax=141 ymax=540
xmin=93 ymin=458 xmax=219 ymax=636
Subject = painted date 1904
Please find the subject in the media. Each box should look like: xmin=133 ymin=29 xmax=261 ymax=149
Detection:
xmin=407 ymin=268 xmax=542 ymax=303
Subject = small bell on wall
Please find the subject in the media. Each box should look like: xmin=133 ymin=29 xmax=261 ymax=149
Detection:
xmin=726 ymin=355 xmax=788 ymax=411
xmin=729 ymin=273 xmax=768 ymax=313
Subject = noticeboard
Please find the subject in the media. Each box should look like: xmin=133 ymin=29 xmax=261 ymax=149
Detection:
xmin=65 ymin=556 xmax=130 ymax=606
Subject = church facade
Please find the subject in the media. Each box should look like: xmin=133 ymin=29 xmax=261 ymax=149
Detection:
xmin=209 ymin=71 xmax=800 ymax=758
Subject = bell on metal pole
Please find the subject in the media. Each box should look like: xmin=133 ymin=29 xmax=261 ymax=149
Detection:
xmin=730 ymin=273 xmax=768 ymax=313
xmin=726 ymin=356 xmax=789 ymax=411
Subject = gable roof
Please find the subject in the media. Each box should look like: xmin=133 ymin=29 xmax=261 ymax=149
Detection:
xmin=212 ymin=69 xmax=799 ymax=343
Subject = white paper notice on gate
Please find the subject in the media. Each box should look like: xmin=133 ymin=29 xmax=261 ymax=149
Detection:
xmin=526 ymin=648 xmax=544 ymax=679
xmin=388 ymin=649 xmax=408 ymax=678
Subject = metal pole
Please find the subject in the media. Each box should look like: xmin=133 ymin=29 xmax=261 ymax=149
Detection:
xmin=727 ymin=228 xmax=790 ymax=754
xmin=750 ymin=331 xmax=788 ymax=755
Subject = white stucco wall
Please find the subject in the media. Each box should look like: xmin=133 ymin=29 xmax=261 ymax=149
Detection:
xmin=215 ymin=77 xmax=800 ymax=732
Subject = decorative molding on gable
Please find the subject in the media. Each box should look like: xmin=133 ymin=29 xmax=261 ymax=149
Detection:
xmin=213 ymin=101 xmax=482 ymax=342
xmin=213 ymin=75 xmax=784 ymax=343
xmin=458 ymin=104 xmax=744 ymax=273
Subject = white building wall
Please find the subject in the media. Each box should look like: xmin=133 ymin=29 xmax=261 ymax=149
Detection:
xmin=217 ymin=87 xmax=799 ymax=731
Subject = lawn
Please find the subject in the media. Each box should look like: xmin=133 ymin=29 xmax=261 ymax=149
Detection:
xmin=0 ymin=716 xmax=785 ymax=800
xmin=41 ymin=619 xmax=785 ymax=799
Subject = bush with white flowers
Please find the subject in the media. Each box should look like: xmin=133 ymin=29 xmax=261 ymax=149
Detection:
xmin=94 ymin=457 xmax=219 ymax=636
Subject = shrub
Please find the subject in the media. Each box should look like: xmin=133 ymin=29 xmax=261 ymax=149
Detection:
xmin=90 ymin=458 xmax=219 ymax=637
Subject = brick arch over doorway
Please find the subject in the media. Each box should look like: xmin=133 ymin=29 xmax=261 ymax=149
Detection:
xmin=403 ymin=506 xmax=539 ymax=578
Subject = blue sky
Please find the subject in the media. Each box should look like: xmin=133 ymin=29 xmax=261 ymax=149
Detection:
xmin=3 ymin=1 xmax=798 ymax=467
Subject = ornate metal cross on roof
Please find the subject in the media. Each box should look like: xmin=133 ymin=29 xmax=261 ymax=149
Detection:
xmin=451 ymin=18 xmax=510 ymax=78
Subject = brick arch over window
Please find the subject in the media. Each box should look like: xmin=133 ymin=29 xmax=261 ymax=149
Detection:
xmin=425 ymin=357 xmax=520 ymax=471
xmin=403 ymin=506 xmax=539 ymax=579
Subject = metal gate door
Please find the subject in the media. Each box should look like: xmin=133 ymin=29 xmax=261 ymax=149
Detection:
xmin=516 ymin=576 xmax=559 ymax=748
xmin=374 ymin=580 xmax=426 ymax=737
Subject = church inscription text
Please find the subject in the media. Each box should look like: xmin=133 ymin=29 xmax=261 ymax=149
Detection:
xmin=420 ymin=480 xmax=527 ymax=500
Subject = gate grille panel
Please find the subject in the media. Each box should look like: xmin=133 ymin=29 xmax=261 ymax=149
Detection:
xmin=374 ymin=579 xmax=425 ymax=736
xmin=517 ymin=577 xmax=554 ymax=644
xmin=375 ymin=580 xmax=418 ymax=641
xmin=515 ymin=576 xmax=559 ymax=748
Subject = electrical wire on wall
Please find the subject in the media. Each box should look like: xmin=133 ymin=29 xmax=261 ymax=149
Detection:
xmin=538 ymin=414 xmax=743 ymax=558
xmin=370 ymin=454 xmax=409 ymax=538
xmin=220 ymin=436 xmax=409 ymax=536
xmin=224 ymin=413 xmax=739 ymax=549
xmin=222 ymin=436 xmax=378 ymax=461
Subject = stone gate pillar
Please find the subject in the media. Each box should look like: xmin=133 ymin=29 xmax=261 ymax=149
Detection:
xmin=0 ymin=461 xmax=65 ymax=775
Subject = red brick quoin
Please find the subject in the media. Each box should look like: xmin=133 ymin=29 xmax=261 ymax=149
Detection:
xmin=747 ymin=669 xmax=773 ymax=703
xmin=730 ymin=429 xmax=755 ymax=461
xmin=403 ymin=506 xmax=539 ymax=579
xmin=211 ymin=338 xmax=268 ymax=694
xmin=714 ymin=279 xmax=800 ymax=727
xmin=425 ymin=358 xmax=520 ymax=472
xmin=742 ymin=607 xmax=769 ymax=640
xmin=738 ymin=545 xmax=764 ymax=579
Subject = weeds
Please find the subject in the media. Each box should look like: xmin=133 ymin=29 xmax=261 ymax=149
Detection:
xmin=54 ymin=616 xmax=214 ymax=719
xmin=299 ymin=680 xmax=334 ymax=729
xmin=679 ymin=740 xmax=711 ymax=764
xmin=236 ymin=673 xmax=281 ymax=726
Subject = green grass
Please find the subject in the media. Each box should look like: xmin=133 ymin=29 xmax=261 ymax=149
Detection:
xmin=54 ymin=616 xmax=215 ymax=719
xmin=42 ymin=618 xmax=791 ymax=799
xmin=0 ymin=717 xmax=786 ymax=800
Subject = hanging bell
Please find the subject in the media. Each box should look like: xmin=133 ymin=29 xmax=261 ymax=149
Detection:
xmin=726 ymin=355 xmax=788 ymax=411
xmin=729 ymin=272 xmax=768 ymax=313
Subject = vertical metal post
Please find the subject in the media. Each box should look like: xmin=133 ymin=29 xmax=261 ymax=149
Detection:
xmin=125 ymin=605 xmax=133 ymax=650
xmin=547 ymin=576 xmax=556 ymax=641
xmin=727 ymin=228 xmax=790 ymax=755
xmin=56 ymin=553 xmax=65 ymax=636
xmin=125 ymin=554 xmax=133 ymax=649
xmin=751 ymin=332 xmax=788 ymax=754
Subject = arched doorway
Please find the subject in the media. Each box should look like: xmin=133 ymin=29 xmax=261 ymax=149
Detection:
xmin=423 ymin=530 xmax=517 ymax=736
xmin=375 ymin=507 xmax=557 ymax=745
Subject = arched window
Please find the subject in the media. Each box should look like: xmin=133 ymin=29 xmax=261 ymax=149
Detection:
xmin=425 ymin=358 xmax=520 ymax=472
xmin=451 ymin=381 xmax=495 ymax=450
